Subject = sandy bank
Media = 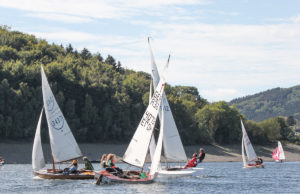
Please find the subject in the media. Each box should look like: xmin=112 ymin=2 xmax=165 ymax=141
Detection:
xmin=1 ymin=143 xmax=300 ymax=164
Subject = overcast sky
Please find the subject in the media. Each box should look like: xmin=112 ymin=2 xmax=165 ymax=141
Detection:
xmin=0 ymin=0 xmax=300 ymax=102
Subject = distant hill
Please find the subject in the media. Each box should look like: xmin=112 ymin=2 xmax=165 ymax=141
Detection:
xmin=229 ymin=85 xmax=300 ymax=121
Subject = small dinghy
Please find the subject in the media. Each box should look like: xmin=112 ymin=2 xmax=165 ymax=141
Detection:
xmin=147 ymin=38 xmax=196 ymax=176
xmin=32 ymin=66 xmax=94 ymax=180
xmin=272 ymin=141 xmax=285 ymax=162
xmin=0 ymin=157 xmax=5 ymax=166
xmin=241 ymin=119 xmax=264 ymax=169
xmin=95 ymin=55 xmax=170 ymax=184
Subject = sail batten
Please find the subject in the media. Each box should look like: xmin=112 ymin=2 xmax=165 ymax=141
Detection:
xmin=41 ymin=66 xmax=82 ymax=163
xmin=32 ymin=108 xmax=45 ymax=171
xmin=148 ymin=39 xmax=187 ymax=162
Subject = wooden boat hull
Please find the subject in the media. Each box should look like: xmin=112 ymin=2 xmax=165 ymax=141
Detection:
xmin=33 ymin=169 xmax=95 ymax=179
xmin=95 ymin=170 xmax=157 ymax=184
xmin=243 ymin=164 xmax=264 ymax=169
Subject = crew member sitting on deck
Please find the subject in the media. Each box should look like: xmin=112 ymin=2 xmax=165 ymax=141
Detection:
xmin=255 ymin=157 xmax=263 ymax=165
xmin=81 ymin=156 xmax=94 ymax=171
xmin=100 ymin=154 xmax=108 ymax=168
xmin=184 ymin=153 xmax=198 ymax=169
xmin=106 ymin=153 xmax=116 ymax=168
xmin=105 ymin=153 xmax=123 ymax=175
xmin=197 ymin=148 xmax=206 ymax=163
xmin=65 ymin=159 xmax=78 ymax=174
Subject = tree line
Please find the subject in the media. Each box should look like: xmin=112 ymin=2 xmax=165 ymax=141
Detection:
xmin=0 ymin=25 xmax=296 ymax=145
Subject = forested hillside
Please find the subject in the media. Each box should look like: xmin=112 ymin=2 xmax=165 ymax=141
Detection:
xmin=0 ymin=25 xmax=296 ymax=145
xmin=229 ymin=86 xmax=300 ymax=121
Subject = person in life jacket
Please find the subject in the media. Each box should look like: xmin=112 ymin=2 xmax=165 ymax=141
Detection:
xmin=105 ymin=153 xmax=123 ymax=176
xmin=184 ymin=153 xmax=198 ymax=169
xmin=197 ymin=148 xmax=206 ymax=163
xmin=100 ymin=154 xmax=108 ymax=168
xmin=81 ymin=156 xmax=94 ymax=171
xmin=66 ymin=159 xmax=78 ymax=173
xmin=255 ymin=157 xmax=263 ymax=165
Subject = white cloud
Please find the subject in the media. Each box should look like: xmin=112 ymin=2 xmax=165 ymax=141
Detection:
xmin=25 ymin=12 xmax=93 ymax=23
xmin=28 ymin=19 xmax=300 ymax=102
xmin=6 ymin=1 xmax=300 ymax=101
xmin=0 ymin=0 xmax=207 ymax=23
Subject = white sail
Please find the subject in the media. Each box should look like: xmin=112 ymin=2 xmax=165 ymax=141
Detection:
xmin=241 ymin=119 xmax=257 ymax=162
xmin=148 ymin=80 xmax=157 ymax=161
xmin=278 ymin=141 xmax=285 ymax=160
xmin=41 ymin=66 xmax=82 ymax=163
xmin=148 ymin=38 xmax=187 ymax=162
xmin=32 ymin=108 xmax=46 ymax=171
xmin=149 ymin=135 xmax=156 ymax=161
xmin=150 ymin=100 xmax=164 ymax=175
xmin=123 ymin=59 xmax=169 ymax=168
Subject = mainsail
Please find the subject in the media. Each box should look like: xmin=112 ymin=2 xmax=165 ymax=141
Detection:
xmin=241 ymin=119 xmax=257 ymax=163
xmin=272 ymin=147 xmax=279 ymax=161
xmin=148 ymin=38 xmax=187 ymax=162
xmin=41 ymin=66 xmax=82 ymax=163
xmin=32 ymin=108 xmax=45 ymax=171
xmin=273 ymin=141 xmax=285 ymax=161
xmin=123 ymin=58 xmax=169 ymax=168
xmin=278 ymin=141 xmax=285 ymax=160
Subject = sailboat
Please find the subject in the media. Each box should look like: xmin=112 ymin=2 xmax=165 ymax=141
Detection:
xmin=241 ymin=119 xmax=264 ymax=168
xmin=32 ymin=66 xmax=94 ymax=179
xmin=94 ymin=57 xmax=169 ymax=184
xmin=272 ymin=141 xmax=285 ymax=162
xmin=147 ymin=38 xmax=198 ymax=175
xmin=0 ymin=157 xmax=4 ymax=166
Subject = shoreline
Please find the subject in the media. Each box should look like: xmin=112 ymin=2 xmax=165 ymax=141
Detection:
xmin=1 ymin=143 xmax=300 ymax=164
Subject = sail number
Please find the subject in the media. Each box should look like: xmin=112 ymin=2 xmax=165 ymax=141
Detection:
xmin=141 ymin=111 xmax=156 ymax=130
xmin=51 ymin=115 xmax=65 ymax=131
xmin=150 ymin=91 xmax=162 ymax=110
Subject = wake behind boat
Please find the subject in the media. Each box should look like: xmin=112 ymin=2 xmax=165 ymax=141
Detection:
xmin=241 ymin=119 xmax=264 ymax=169
xmin=32 ymin=66 xmax=94 ymax=180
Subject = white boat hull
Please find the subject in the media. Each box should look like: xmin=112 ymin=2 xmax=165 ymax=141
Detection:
xmin=157 ymin=166 xmax=202 ymax=176
xmin=158 ymin=169 xmax=196 ymax=176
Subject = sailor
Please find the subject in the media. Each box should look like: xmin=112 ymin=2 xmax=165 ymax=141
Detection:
xmin=184 ymin=153 xmax=198 ymax=169
xmin=100 ymin=154 xmax=108 ymax=168
xmin=82 ymin=156 xmax=94 ymax=171
xmin=105 ymin=153 xmax=123 ymax=175
xmin=67 ymin=159 xmax=78 ymax=173
xmin=255 ymin=157 xmax=263 ymax=165
xmin=197 ymin=148 xmax=206 ymax=163
xmin=106 ymin=153 xmax=116 ymax=168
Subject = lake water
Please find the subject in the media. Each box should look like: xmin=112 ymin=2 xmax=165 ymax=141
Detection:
xmin=0 ymin=162 xmax=299 ymax=193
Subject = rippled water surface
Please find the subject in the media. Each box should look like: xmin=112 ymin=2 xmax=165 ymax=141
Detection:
xmin=0 ymin=162 xmax=299 ymax=193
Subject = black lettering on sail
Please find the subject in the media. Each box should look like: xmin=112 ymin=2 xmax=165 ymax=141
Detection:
xmin=51 ymin=115 xmax=65 ymax=131
xmin=141 ymin=111 xmax=155 ymax=130
xmin=150 ymin=91 xmax=161 ymax=110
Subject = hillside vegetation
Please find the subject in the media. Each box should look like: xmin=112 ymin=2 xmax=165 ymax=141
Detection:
xmin=0 ymin=25 xmax=297 ymax=145
xmin=230 ymin=86 xmax=300 ymax=121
